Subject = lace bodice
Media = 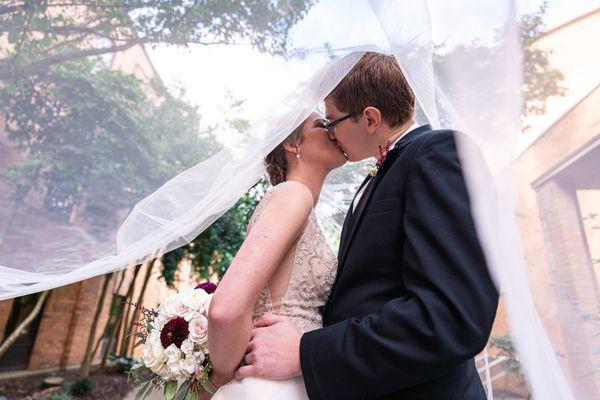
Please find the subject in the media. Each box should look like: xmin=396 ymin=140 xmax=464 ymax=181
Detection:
xmin=248 ymin=182 xmax=338 ymax=333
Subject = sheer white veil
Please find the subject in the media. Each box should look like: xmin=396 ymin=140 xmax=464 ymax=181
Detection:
xmin=1 ymin=1 xmax=596 ymax=398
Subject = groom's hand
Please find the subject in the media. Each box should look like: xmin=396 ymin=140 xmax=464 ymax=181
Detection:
xmin=234 ymin=313 xmax=302 ymax=380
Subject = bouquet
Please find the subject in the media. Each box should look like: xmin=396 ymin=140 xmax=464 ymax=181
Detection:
xmin=127 ymin=282 xmax=218 ymax=400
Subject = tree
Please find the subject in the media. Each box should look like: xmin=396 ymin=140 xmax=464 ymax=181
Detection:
xmin=521 ymin=1 xmax=567 ymax=120
xmin=0 ymin=0 xmax=316 ymax=79
xmin=1 ymin=57 xmax=219 ymax=240
xmin=431 ymin=2 xmax=565 ymax=131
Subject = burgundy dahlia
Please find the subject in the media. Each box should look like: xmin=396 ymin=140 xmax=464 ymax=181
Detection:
xmin=195 ymin=281 xmax=217 ymax=294
xmin=160 ymin=316 xmax=189 ymax=349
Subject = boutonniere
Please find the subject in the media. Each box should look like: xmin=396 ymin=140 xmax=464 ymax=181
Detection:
xmin=368 ymin=141 xmax=392 ymax=177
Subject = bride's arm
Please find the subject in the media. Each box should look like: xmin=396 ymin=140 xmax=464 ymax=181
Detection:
xmin=207 ymin=183 xmax=313 ymax=386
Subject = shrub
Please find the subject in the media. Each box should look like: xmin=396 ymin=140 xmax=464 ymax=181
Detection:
xmin=67 ymin=378 xmax=95 ymax=396
xmin=50 ymin=394 xmax=73 ymax=400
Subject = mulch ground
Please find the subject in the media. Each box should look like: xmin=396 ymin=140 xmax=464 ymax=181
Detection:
xmin=0 ymin=367 xmax=135 ymax=400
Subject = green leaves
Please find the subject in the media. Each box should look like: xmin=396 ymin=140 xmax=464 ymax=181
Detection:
xmin=164 ymin=380 xmax=178 ymax=400
xmin=128 ymin=364 xmax=157 ymax=384
xmin=173 ymin=381 xmax=190 ymax=400
xmin=130 ymin=363 xmax=144 ymax=371
xmin=127 ymin=364 xmax=159 ymax=400
xmin=431 ymin=2 xmax=566 ymax=130
xmin=520 ymin=1 xmax=567 ymax=123
xmin=135 ymin=381 xmax=155 ymax=400
xmin=0 ymin=55 xmax=219 ymax=237
xmin=0 ymin=0 xmax=315 ymax=79
xmin=490 ymin=334 xmax=522 ymax=373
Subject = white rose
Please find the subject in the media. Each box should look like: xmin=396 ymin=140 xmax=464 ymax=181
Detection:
xmin=195 ymin=350 xmax=205 ymax=365
xmin=205 ymin=294 xmax=213 ymax=311
xmin=182 ymin=355 xmax=199 ymax=375
xmin=142 ymin=332 xmax=167 ymax=376
xmin=182 ymin=288 xmax=209 ymax=312
xmin=157 ymin=295 xmax=171 ymax=314
xmin=188 ymin=315 xmax=209 ymax=344
xmin=164 ymin=299 xmax=186 ymax=318
xmin=164 ymin=344 xmax=186 ymax=379
xmin=180 ymin=338 xmax=195 ymax=356
xmin=153 ymin=310 xmax=169 ymax=330
xmin=161 ymin=293 xmax=179 ymax=308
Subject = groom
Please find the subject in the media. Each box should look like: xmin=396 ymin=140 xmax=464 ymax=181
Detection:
xmin=236 ymin=52 xmax=499 ymax=399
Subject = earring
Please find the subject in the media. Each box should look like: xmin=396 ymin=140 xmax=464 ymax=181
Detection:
xmin=295 ymin=147 xmax=301 ymax=159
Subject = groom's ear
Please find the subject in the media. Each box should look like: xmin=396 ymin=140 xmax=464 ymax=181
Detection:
xmin=363 ymin=106 xmax=382 ymax=135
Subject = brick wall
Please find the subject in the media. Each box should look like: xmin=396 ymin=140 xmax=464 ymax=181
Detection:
xmin=61 ymin=276 xmax=104 ymax=367
xmin=535 ymin=179 xmax=600 ymax=396
xmin=27 ymin=285 xmax=79 ymax=369
xmin=0 ymin=299 xmax=15 ymax=342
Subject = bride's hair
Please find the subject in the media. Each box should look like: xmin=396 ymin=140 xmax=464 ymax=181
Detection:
xmin=264 ymin=121 xmax=305 ymax=185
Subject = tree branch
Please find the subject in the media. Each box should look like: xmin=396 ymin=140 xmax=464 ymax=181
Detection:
xmin=0 ymin=40 xmax=142 ymax=79
xmin=0 ymin=3 xmax=26 ymax=17
xmin=33 ymin=32 xmax=90 ymax=58
xmin=10 ymin=1 xmax=35 ymax=66
xmin=0 ymin=290 xmax=51 ymax=359
xmin=0 ymin=37 xmax=242 ymax=79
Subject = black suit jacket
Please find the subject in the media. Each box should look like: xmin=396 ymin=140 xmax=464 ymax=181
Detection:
xmin=300 ymin=125 xmax=499 ymax=399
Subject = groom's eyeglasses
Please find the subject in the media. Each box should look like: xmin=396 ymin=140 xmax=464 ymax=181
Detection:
xmin=323 ymin=114 xmax=353 ymax=134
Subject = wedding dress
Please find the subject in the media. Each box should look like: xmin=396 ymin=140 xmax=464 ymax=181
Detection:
xmin=212 ymin=181 xmax=338 ymax=399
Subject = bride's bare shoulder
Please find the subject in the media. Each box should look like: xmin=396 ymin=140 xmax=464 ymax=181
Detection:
xmin=247 ymin=181 xmax=313 ymax=233
xmin=272 ymin=180 xmax=314 ymax=204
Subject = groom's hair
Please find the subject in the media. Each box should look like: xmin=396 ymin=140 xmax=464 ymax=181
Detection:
xmin=327 ymin=52 xmax=415 ymax=128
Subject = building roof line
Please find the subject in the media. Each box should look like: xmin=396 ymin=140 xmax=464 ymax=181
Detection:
xmin=535 ymin=7 xmax=599 ymax=42
xmin=518 ymin=83 xmax=600 ymax=158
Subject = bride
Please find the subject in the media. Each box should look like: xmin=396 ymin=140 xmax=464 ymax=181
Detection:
xmin=205 ymin=111 xmax=344 ymax=399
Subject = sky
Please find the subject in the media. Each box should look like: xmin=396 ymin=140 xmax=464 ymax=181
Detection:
xmin=147 ymin=0 xmax=599 ymax=140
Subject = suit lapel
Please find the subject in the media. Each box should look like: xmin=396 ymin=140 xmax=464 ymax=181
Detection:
xmin=337 ymin=151 xmax=398 ymax=269
xmin=338 ymin=175 xmax=371 ymax=256
xmin=336 ymin=125 xmax=432 ymax=271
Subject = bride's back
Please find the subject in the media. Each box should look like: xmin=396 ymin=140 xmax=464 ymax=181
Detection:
xmin=248 ymin=181 xmax=337 ymax=333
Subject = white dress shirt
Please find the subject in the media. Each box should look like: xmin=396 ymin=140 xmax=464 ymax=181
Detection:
xmin=352 ymin=123 xmax=420 ymax=212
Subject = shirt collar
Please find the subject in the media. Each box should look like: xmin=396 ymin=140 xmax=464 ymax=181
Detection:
xmin=390 ymin=122 xmax=420 ymax=149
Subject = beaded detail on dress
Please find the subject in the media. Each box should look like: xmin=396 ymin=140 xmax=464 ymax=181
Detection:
xmin=248 ymin=182 xmax=338 ymax=333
